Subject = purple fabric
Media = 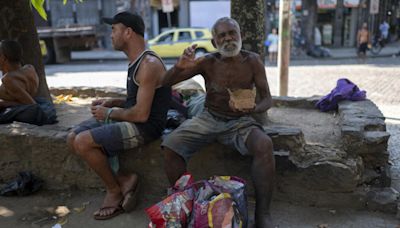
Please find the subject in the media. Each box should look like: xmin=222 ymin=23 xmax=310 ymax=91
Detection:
xmin=316 ymin=78 xmax=366 ymax=112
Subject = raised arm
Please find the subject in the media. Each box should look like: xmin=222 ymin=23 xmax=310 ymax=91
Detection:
xmin=162 ymin=44 xmax=203 ymax=86
xmin=252 ymin=55 xmax=272 ymax=113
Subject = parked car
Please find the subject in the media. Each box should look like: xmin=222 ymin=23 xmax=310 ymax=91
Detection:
xmin=147 ymin=28 xmax=216 ymax=58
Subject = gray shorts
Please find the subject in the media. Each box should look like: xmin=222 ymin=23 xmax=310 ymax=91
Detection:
xmin=73 ymin=118 xmax=144 ymax=157
xmin=161 ymin=110 xmax=263 ymax=162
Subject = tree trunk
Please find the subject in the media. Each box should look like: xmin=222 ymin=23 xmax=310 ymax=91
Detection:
xmin=301 ymin=0 xmax=317 ymax=51
xmin=231 ymin=0 xmax=266 ymax=59
xmin=0 ymin=0 xmax=52 ymax=101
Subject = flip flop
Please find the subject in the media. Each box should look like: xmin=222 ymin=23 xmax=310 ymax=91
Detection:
xmin=93 ymin=205 xmax=124 ymax=220
xmin=121 ymin=181 xmax=140 ymax=212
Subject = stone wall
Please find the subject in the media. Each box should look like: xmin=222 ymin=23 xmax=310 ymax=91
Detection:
xmin=0 ymin=89 xmax=398 ymax=213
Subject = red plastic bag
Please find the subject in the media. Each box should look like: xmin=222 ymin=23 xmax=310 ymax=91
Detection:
xmin=145 ymin=173 xmax=194 ymax=228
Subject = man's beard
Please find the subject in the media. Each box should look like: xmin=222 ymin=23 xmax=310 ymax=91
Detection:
xmin=216 ymin=39 xmax=242 ymax=57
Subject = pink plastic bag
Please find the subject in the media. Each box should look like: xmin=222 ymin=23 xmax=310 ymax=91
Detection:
xmin=145 ymin=173 xmax=194 ymax=228
xmin=192 ymin=176 xmax=247 ymax=228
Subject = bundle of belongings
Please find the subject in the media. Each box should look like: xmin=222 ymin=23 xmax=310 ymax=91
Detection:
xmin=146 ymin=173 xmax=248 ymax=228
xmin=315 ymin=78 xmax=366 ymax=112
xmin=0 ymin=97 xmax=57 ymax=125
xmin=0 ymin=171 xmax=43 ymax=196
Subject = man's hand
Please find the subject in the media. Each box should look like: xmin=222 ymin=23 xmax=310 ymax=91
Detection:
xmin=175 ymin=44 xmax=198 ymax=70
xmin=91 ymin=98 xmax=113 ymax=107
xmin=91 ymin=105 xmax=109 ymax=121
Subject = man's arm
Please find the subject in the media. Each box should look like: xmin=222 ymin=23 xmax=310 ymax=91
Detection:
xmin=252 ymin=55 xmax=272 ymax=113
xmin=0 ymin=100 xmax=23 ymax=108
xmin=162 ymin=44 xmax=203 ymax=86
xmin=91 ymin=55 xmax=165 ymax=123
xmin=92 ymin=98 xmax=126 ymax=108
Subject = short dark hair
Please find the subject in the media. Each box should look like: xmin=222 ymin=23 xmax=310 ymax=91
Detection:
xmin=0 ymin=40 xmax=23 ymax=64
xmin=103 ymin=12 xmax=145 ymax=37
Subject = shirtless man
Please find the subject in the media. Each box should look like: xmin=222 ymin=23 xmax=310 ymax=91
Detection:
xmin=66 ymin=12 xmax=170 ymax=220
xmin=0 ymin=40 xmax=38 ymax=109
xmin=162 ymin=17 xmax=275 ymax=228
xmin=357 ymin=22 xmax=370 ymax=63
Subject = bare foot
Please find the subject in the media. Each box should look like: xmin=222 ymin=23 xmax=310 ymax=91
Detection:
xmin=93 ymin=188 xmax=123 ymax=218
xmin=255 ymin=213 xmax=275 ymax=228
xmin=116 ymin=172 xmax=138 ymax=196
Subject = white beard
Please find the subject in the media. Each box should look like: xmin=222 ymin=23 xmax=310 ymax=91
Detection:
xmin=216 ymin=39 xmax=242 ymax=57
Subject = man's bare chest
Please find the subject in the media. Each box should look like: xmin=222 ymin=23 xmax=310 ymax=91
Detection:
xmin=206 ymin=65 xmax=254 ymax=88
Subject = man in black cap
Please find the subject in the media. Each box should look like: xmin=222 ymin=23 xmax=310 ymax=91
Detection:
xmin=67 ymin=12 xmax=171 ymax=220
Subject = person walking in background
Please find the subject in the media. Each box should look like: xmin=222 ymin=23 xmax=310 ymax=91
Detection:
xmin=357 ymin=22 xmax=370 ymax=63
xmin=266 ymin=28 xmax=279 ymax=64
xmin=379 ymin=20 xmax=390 ymax=43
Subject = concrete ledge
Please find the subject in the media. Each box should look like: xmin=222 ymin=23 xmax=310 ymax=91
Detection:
xmin=0 ymin=122 xmax=303 ymax=194
xmin=0 ymin=94 xmax=398 ymax=213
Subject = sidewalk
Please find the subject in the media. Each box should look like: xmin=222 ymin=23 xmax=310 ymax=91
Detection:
xmin=71 ymin=42 xmax=400 ymax=61
xmin=329 ymin=41 xmax=400 ymax=59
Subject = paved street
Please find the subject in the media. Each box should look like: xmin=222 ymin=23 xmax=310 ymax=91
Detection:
xmin=45 ymin=56 xmax=400 ymax=108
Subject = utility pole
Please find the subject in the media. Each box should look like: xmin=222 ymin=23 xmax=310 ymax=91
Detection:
xmin=278 ymin=0 xmax=291 ymax=96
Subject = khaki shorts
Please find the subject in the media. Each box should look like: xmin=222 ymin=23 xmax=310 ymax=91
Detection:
xmin=161 ymin=110 xmax=263 ymax=162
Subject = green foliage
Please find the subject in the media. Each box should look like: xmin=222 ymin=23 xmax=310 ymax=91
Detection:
xmin=31 ymin=0 xmax=47 ymax=20
xmin=31 ymin=0 xmax=85 ymax=20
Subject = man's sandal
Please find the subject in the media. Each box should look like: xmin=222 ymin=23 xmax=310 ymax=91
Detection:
xmin=122 ymin=181 xmax=140 ymax=212
xmin=93 ymin=205 xmax=124 ymax=220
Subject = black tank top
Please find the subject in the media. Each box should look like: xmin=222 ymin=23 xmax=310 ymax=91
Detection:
xmin=125 ymin=50 xmax=171 ymax=142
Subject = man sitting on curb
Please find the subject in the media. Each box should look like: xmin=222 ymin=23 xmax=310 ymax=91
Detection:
xmin=161 ymin=17 xmax=275 ymax=228
xmin=66 ymin=12 xmax=171 ymax=220
xmin=0 ymin=40 xmax=38 ymax=109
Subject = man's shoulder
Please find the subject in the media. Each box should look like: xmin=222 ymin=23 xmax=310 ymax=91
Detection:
xmin=241 ymin=50 xmax=261 ymax=62
xmin=6 ymin=65 xmax=35 ymax=77
xmin=141 ymin=52 xmax=164 ymax=66
xmin=21 ymin=65 xmax=37 ymax=75
xmin=138 ymin=52 xmax=166 ymax=74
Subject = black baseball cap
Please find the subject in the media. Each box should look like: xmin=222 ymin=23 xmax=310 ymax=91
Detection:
xmin=103 ymin=12 xmax=145 ymax=37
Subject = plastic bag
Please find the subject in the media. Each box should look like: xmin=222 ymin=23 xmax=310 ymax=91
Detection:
xmin=0 ymin=171 xmax=43 ymax=196
xmin=192 ymin=176 xmax=247 ymax=228
xmin=146 ymin=174 xmax=195 ymax=228
xmin=146 ymin=174 xmax=248 ymax=228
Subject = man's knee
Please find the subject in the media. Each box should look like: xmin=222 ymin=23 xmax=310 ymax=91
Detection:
xmin=73 ymin=131 xmax=96 ymax=156
xmin=66 ymin=131 xmax=77 ymax=152
xmin=247 ymin=129 xmax=273 ymax=159
xmin=163 ymin=147 xmax=185 ymax=163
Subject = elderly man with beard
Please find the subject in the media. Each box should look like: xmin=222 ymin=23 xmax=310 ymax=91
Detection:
xmin=161 ymin=17 xmax=275 ymax=228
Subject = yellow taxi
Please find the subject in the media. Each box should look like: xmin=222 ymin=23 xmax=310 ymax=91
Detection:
xmin=147 ymin=28 xmax=216 ymax=58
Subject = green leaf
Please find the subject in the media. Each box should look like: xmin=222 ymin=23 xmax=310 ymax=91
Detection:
xmin=63 ymin=0 xmax=68 ymax=5
xmin=31 ymin=0 xmax=47 ymax=20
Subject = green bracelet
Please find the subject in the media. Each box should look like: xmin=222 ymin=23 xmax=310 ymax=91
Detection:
xmin=105 ymin=108 xmax=114 ymax=124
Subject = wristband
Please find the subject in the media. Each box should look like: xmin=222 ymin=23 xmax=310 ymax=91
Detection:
xmin=104 ymin=108 xmax=114 ymax=124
